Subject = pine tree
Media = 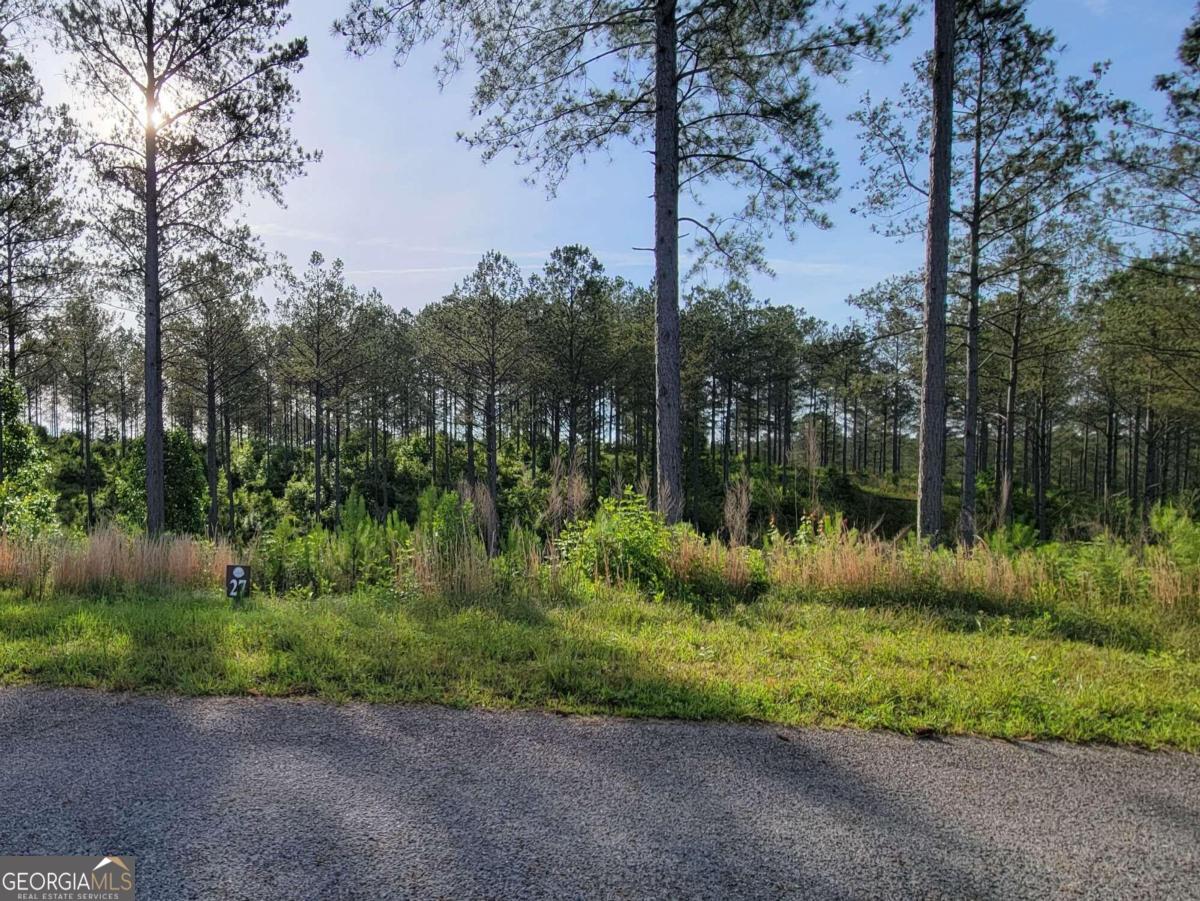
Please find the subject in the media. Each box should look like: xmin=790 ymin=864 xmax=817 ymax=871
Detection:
xmin=337 ymin=0 xmax=913 ymax=522
xmin=55 ymin=0 xmax=315 ymax=533
xmin=855 ymin=0 xmax=1109 ymax=543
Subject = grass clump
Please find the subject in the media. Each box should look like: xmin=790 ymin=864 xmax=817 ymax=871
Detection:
xmin=558 ymin=490 xmax=672 ymax=590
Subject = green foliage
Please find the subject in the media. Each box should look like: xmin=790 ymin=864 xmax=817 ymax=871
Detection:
xmin=416 ymin=486 xmax=476 ymax=553
xmin=114 ymin=431 xmax=207 ymax=534
xmin=283 ymin=476 xmax=314 ymax=520
xmin=0 ymin=449 xmax=59 ymax=539
xmin=558 ymin=490 xmax=671 ymax=589
xmin=260 ymin=493 xmax=411 ymax=596
xmin=327 ymin=492 xmax=403 ymax=590
xmin=1151 ymin=504 xmax=1200 ymax=570
xmin=986 ymin=522 xmax=1038 ymax=555
xmin=0 ymin=377 xmax=36 ymax=477
xmin=382 ymin=438 xmax=436 ymax=523
xmin=0 ymin=379 xmax=58 ymax=538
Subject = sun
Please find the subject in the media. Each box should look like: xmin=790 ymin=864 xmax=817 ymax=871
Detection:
xmin=144 ymin=103 xmax=165 ymax=131
xmin=70 ymin=91 xmax=166 ymax=138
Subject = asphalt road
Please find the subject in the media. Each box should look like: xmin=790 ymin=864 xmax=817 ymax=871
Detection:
xmin=0 ymin=688 xmax=1196 ymax=900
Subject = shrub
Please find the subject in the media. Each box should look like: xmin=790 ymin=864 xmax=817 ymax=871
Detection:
xmin=1151 ymin=504 xmax=1200 ymax=570
xmin=259 ymin=494 xmax=413 ymax=596
xmin=0 ymin=451 xmax=59 ymax=539
xmin=558 ymin=489 xmax=670 ymax=589
xmin=284 ymin=476 xmax=315 ymax=521
xmin=1062 ymin=535 xmax=1144 ymax=605
xmin=985 ymin=521 xmax=1038 ymax=555
xmin=0 ymin=378 xmax=60 ymax=539
xmin=327 ymin=492 xmax=400 ymax=590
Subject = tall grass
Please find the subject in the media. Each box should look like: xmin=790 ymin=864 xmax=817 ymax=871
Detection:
xmin=759 ymin=515 xmax=1197 ymax=610
xmin=0 ymin=527 xmax=228 ymax=598
xmin=0 ymin=494 xmax=1196 ymax=627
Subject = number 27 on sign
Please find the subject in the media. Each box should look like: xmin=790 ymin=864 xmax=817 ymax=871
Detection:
xmin=226 ymin=564 xmax=250 ymax=602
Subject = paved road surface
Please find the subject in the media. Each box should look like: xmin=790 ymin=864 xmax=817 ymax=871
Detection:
xmin=0 ymin=688 xmax=1196 ymax=899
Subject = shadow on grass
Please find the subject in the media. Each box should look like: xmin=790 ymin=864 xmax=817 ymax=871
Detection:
xmin=1 ymin=584 xmax=1197 ymax=750
xmin=0 ymin=589 xmax=1031 ymax=900
xmin=767 ymin=582 xmax=1175 ymax=655
xmin=0 ymin=587 xmax=745 ymax=721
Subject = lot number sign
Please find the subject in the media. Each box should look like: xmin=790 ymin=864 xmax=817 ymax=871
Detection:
xmin=226 ymin=564 xmax=250 ymax=601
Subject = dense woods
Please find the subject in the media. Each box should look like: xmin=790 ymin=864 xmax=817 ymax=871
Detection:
xmin=0 ymin=0 xmax=1197 ymax=550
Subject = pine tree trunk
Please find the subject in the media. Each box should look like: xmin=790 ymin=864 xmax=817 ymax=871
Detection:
xmin=892 ymin=379 xmax=901 ymax=476
xmin=206 ymin=364 xmax=218 ymax=537
xmin=613 ymin=391 xmax=621 ymax=485
xmin=5 ymin=228 xmax=15 ymax=379
xmin=722 ymin=380 xmax=732 ymax=488
xmin=334 ymin=407 xmax=342 ymax=522
xmin=484 ymin=373 xmax=499 ymax=557
xmin=653 ymin=0 xmax=682 ymax=523
xmin=997 ymin=306 xmax=1022 ymax=526
xmin=465 ymin=383 xmax=477 ymax=484
xmin=223 ymin=406 xmax=234 ymax=534
xmin=1145 ymin=405 xmax=1159 ymax=518
xmin=313 ymin=385 xmax=323 ymax=520
xmin=1131 ymin=401 xmax=1142 ymax=523
xmin=1034 ymin=396 xmax=1046 ymax=539
xmin=960 ymin=46 xmax=987 ymax=547
xmin=918 ymin=0 xmax=954 ymax=544
xmin=486 ymin=376 xmax=498 ymax=506
xmin=83 ymin=378 xmax=94 ymax=530
xmin=529 ymin=389 xmax=538 ymax=478
xmin=143 ymin=29 xmax=165 ymax=535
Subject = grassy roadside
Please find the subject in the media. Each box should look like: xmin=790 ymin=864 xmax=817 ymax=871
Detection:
xmin=1 ymin=583 xmax=1196 ymax=751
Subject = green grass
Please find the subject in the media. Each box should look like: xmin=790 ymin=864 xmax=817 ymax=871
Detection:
xmin=0 ymin=581 xmax=1197 ymax=750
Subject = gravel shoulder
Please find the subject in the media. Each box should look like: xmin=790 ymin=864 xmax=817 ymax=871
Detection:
xmin=0 ymin=687 xmax=1196 ymax=900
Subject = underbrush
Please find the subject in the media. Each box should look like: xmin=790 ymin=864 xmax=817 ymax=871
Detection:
xmin=0 ymin=489 xmax=1196 ymax=623
xmin=0 ymin=490 xmax=1197 ymax=748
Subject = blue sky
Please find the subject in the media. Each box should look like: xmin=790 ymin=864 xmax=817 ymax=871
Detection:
xmin=36 ymin=0 xmax=1196 ymax=323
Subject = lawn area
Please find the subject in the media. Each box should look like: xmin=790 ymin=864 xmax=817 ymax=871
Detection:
xmin=1 ymin=580 xmax=1197 ymax=750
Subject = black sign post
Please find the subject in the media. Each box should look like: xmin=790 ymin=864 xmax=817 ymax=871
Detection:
xmin=225 ymin=564 xmax=250 ymax=605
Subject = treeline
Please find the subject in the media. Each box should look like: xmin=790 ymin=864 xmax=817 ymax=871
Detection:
xmin=19 ymin=239 xmax=1200 ymax=544
xmin=1 ymin=0 xmax=1198 ymax=546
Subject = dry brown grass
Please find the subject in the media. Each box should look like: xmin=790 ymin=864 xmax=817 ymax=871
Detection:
xmin=723 ymin=474 xmax=751 ymax=547
xmin=211 ymin=540 xmax=236 ymax=585
xmin=543 ymin=451 xmax=590 ymax=538
xmin=1145 ymin=548 xmax=1200 ymax=611
xmin=410 ymin=519 xmax=493 ymax=603
xmin=761 ymin=529 xmax=1066 ymax=602
xmin=759 ymin=527 xmax=1199 ymax=614
xmin=669 ymin=529 xmax=763 ymax=601
xmin=0 ymin=539 xmax=55 ymax=599
xmin=0 ymin=528 xmax=222 ymax=597
xmin=460 ymin=480 xmax=499 ymax=557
